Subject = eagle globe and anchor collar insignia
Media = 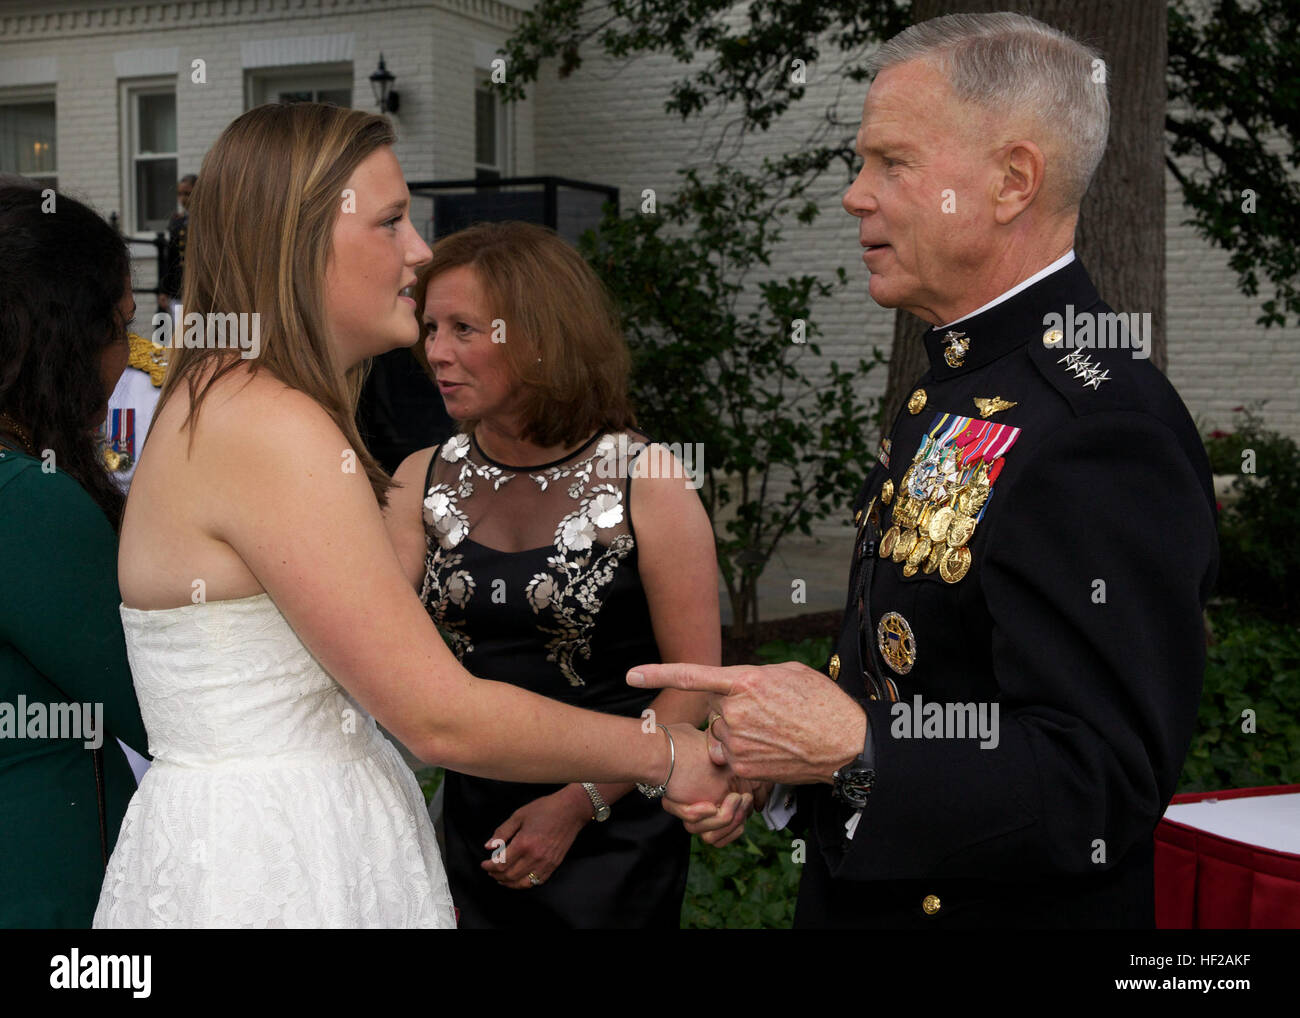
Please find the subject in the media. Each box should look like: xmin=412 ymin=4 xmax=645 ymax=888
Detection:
xmin=942 ymin=330 xmax=970 ymax=368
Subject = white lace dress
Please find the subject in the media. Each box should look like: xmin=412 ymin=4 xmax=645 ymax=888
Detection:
xmin=93 ymin=593 xmax=456 ymax=928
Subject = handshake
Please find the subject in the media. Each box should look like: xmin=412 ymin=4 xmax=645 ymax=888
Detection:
xmin=626 ymin=660 xmax=870 ymax=847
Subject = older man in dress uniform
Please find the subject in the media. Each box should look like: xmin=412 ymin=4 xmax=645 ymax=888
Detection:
xmin=633 ymin=12 xmax=1218 ymax=927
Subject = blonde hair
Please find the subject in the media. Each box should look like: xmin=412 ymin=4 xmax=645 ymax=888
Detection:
xmin=414 ymin=221 xmax=636 ymax=449
xmin=155 ymin=102 xmax=398 ymax=504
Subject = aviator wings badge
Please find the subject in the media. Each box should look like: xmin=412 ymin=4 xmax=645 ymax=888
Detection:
xmin=973 ymin=396 xmax=1018 ymax=419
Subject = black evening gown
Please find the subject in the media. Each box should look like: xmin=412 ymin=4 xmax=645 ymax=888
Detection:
xmin=418 ymin=428 xmax=690 ymax=928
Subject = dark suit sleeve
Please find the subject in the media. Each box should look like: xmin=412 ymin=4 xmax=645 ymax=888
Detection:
xmin=159 ymin=221 xmax=182 ymax=296
xmin=819 ymin=410 xmax=1215 ymax=881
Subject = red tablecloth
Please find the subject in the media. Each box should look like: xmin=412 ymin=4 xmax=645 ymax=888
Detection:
xmin=1155 ymin=783 xmax=1300 ymax=928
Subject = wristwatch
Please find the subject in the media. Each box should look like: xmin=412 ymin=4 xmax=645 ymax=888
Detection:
xmin=581 ymin=782 xmax=611 ymax=822
xmin=831 ymin=720 xmax=876 ymax=809
xmin=831 ymin=764 xmax=875 ymax=809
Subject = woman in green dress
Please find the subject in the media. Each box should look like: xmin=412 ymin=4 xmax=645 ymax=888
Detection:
xmin=0 ymin=183 xmax=151 ymax=927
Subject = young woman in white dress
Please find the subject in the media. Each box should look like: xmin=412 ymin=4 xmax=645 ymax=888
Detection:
xmin=93 ymin=102 xmax=750 ymax=929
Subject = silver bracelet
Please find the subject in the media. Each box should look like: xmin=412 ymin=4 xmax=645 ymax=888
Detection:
xmin=581 ymin=782 xmax=611 ymax=821
xmin=636 ymin=723 xmax=675 ymax=799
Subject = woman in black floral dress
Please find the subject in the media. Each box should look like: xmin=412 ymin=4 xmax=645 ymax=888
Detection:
xmin=384 ymin=222 xmax=719 ymax=927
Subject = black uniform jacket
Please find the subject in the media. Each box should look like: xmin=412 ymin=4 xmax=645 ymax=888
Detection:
xmin=794 ymin=258 xmax=1218 ymax=928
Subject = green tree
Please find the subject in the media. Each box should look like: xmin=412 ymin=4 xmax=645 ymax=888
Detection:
xmin=581 ymin=165 xmax=880 ymax=638
xmin=498 ymin=0 xmax=1299 ymax=427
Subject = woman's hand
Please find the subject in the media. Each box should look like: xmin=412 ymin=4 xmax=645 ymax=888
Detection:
xmin=481 ymin=785 xmax=592 ymax=890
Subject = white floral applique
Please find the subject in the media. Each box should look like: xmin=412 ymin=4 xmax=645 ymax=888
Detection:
xmin=524 ymin=476 xmax=636 ymax=686
xmin=423 ymin=484 xmax=470 ymax=549
xmin=531 ymin=432 xmax=618 ymax=497
xmin=419 ymin=546 xmax=475 ymax=660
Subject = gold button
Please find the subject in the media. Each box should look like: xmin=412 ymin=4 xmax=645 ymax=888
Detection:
xmin=922 ymin=894 xmax=941 ymax=916
xmin=854 ymin=509 xmax=862 ymax=525
xmin=1042 ymin=328 xmax=1063 ymax=348
xmin=907 ymin=389 xmax=927 ymax=414
xmin=828 ymin=654 xmax=840 ymax=681
xmin=880 ymin=479 xmax=894 ymax=504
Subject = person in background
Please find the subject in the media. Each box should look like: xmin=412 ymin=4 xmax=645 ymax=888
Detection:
xmin=0 ymin=183 xmax=151 ymax=927
xmin=157 ymin=173 xmax=196 ymax=315
xmin=384 ymin=222 xmax=723 ymax=927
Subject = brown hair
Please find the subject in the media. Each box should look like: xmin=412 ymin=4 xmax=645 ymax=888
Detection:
xmin=153 ymin=102 xmax=397 ymax=504
xmin=413 ymin=221 xmax=636 ymax=448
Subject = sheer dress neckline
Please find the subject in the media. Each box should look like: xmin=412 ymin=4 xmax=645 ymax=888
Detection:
xmin=468 ymin=429 xmax=603 ymax=472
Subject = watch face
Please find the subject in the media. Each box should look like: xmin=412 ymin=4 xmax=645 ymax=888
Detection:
xmin=834 ymin=766 xmax=875 ymax=809
xmin=596 ymin=805 xmax=611 ymax=822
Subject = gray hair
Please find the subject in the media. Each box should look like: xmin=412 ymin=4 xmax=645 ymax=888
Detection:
xmin=870 ymin=12 xmax=1109 ymax=206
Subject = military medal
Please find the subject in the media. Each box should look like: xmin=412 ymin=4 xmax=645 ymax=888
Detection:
xmin=892 ymin=527 xmax=917 ymax=563
xmin=947 ymin=514 xmax=976 ymax=548
xmin=942 ymin=330 xmax=970 ymax=368
xmin=903 ymin=535 xmax=931 ymax=576
xmin=879 ymin=525 xmax=900 ymax=559
xmin=939 ymin=546 xmax=972 ymax=584
xmin=880 ymin=478 xmax=894 ymax=504
xmin=928 ymin=506 xmax=955 ymax=543
xmin=877 ymin=611 xmax=917 ymax=675
xmin=104 ymin=408 xmax=135 ymax=472
xmin=889 ymin=411 xmax=1023 ymax=586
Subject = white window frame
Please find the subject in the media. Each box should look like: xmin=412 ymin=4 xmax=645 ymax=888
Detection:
xmin=474 ymin=71 xmax=511 ymax=180
xmin=119 ymin=80 xmax=177 ymax=237
xmin=245 ymin=65 xmax=353 ymax=110
xmin=0 ymin=88 xmax=57 ymax=190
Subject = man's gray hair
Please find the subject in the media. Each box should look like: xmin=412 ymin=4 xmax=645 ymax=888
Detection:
xmin=870 ymin=12 xmax=1109 ymax=206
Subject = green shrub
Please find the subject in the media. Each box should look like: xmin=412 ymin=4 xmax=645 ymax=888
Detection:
xmin=1179 ymin=601 xmax=1300 ymax=792
xmin=1204 ymin=407 xmax=1300 ymax=622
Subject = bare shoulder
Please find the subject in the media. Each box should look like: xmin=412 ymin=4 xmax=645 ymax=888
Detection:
xmin=384 ymin=446 xmax=438 ymax=587
xmin=627 ymin=436 xmax=705 ymax=514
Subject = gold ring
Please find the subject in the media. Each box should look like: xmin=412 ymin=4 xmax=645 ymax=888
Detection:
xmin=708 ymin=712 xmax=723 ymax=738
xmin=527 ymin=872 xmax=542 ymax=887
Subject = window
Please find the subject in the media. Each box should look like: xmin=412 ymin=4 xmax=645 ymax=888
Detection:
xmin=475 ymin=76 xmax=508 ymax=181
xmin=0 ymin=98 xmax=56 ymax=189
xmin=248 ymin=69 xmax=352 ymax=109
xmin=124 ymin=85 xmax=177 ymax=233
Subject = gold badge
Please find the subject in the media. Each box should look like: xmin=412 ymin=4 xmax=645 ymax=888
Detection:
xmin=907 ymin=389 xmax=927 ymax=414
xmin=973 ymin=396 xmax=1017 ymax=419
xmin=879 ymin=525 xmax=900 ymax=559
xmin=903 ymin=535 xmax=931 ymax=577
xmin=946 ymin=514 xmax=976 ymax=548
xmin=877 ymin=611 xmax=916 ymax=675
xmin=942 ymin=330 xmax=970 ymax=368
xmin=1042 ymin=328 xmax=1063 ymax=348
xmin=939 ymin=546 xmax=972 ymax=584
xmin=828 ymin=653 xmax=840 ymax=681
xmin=927 ymin=506 xmax=956 ymax=544
xmin=880 ymin=478 xmax=894 ymax=504
xmin=892 ymin=527 xmax=917 ymax=563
